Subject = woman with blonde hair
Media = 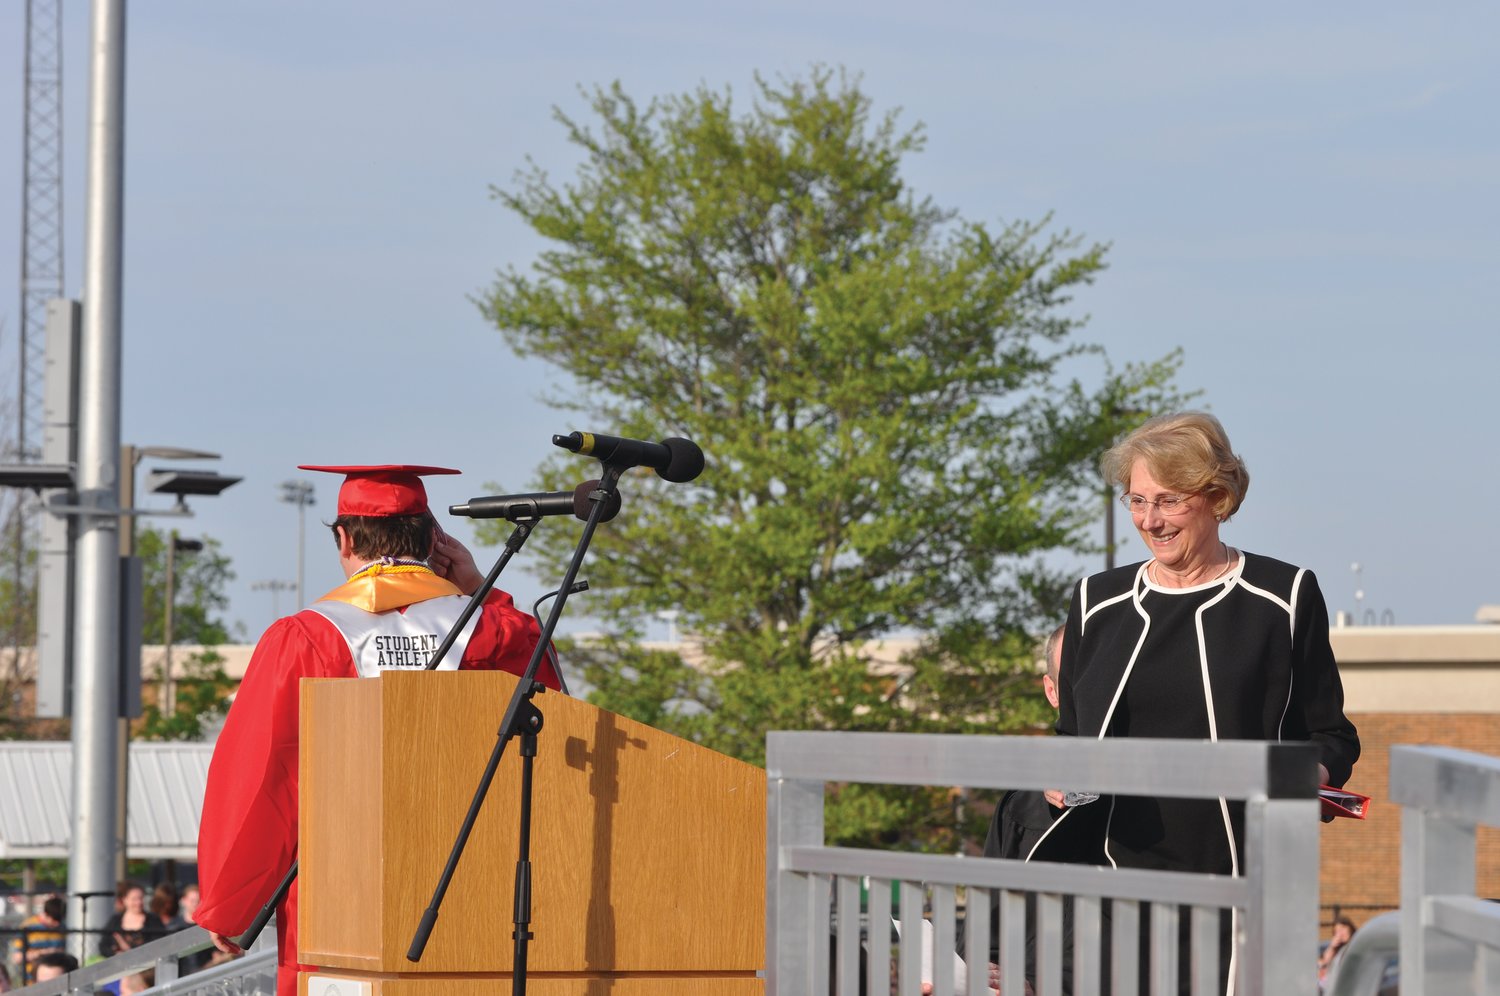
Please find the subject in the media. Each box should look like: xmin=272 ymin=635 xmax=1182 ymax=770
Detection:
xmin=1043 ymin=412 xmax=1360 ymax=994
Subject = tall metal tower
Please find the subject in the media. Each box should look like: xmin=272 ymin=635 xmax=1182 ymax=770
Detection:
xmin=18 ymin=0 xmax=66 ymax=463
xmin=10 ymin=0 xmax=66 ymax=668
xmin=7 ymin=0 xmax=64 ymax=696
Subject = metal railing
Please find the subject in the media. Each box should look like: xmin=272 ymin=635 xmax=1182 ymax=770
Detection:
xmin=11 ymin=924 xmax=275 ymax=996
xmin=767 ymin=732 xmax=1322 ymax=996
xmin=1327 ymin=745 xmax=1500 ymax=996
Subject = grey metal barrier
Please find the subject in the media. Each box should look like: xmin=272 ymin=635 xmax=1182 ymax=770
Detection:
xmin=767 ymin=733 xmax=1322 ymax=996
xmin=12 ymin=923 xmax=276 ymax=996
xmin=1391 ymin=745 xmax=1500 ymax=996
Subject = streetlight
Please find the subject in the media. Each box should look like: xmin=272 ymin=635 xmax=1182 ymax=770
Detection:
xmin=251 ymin=579 xmax=296 ymax=622
xmin=119 ymin=445 xmax=222 ymax=557
xmin=280 ymin=481 xmax=315 ymax=609
xmin=7 ymin=443 xmax=240 ymax=910
xmin=117 ymin=446 xmax=236 ymax=885
xmin=1351 ymin=562 xmax=1364 ymax=626
xmin=161 ymin=533 xmax=203 ymax=715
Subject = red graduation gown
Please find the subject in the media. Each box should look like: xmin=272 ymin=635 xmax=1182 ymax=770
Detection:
xmin=195 ymin=568 xmax=553 ymax=996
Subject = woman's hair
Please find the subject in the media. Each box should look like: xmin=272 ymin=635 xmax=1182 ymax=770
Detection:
xmin=150 ymin=882 xmax=179 ymax=919
xmin=1101 ymin=411 xmax=1250 ymax=521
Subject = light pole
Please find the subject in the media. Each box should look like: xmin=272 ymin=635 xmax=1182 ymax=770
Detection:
xmin=1352 ymin=562 xmax=1365 ymax=625
xmin=280 ymin=481 xmax=315 ymax=609
xmin=161 ymin=533 xmax=203 ymax=715
xmin=69 ymin=0 xmax=128 ymax=946
xmin=251 ymin=579 xmax=296 ymax=623
xmin=119 ymin=449 xmax=236 ymax=885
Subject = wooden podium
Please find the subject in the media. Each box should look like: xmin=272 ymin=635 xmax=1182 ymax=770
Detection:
xmin=297 ymin=670 xmax=766 ymax=995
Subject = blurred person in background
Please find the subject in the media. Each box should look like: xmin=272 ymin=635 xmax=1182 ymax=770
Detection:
xmin=8 ymin=895 xmax=65 ymax=983
xmin=32 ymin=951 xmax=78 ymax=982
xmin=150 ymin=882 xmax=183 ymax=931
xmin=100 ymin=881 xmax=165 ymax=958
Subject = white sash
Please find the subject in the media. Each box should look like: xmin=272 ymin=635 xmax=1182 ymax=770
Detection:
xmin=308 ymin=595 xmax=480 ymax=676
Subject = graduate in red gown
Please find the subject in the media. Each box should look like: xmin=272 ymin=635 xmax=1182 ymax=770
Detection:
xmin=195 ymin=465 xmax=555 ymax=996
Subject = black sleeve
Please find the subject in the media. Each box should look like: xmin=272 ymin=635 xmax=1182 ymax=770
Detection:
xmin=97 ymin=915 xmax=122 ymax=957
xmin=1290 ymin=571 xmax=1360 ymax=786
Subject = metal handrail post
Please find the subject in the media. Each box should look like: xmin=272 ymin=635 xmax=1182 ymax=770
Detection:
xmin=1240 ymin=742 xmax=1322 ymax=994
xmin=1392 ymin=745 xmax=1500 ymax=996
xmin=767 ymin=738 xmax=826 ymax=996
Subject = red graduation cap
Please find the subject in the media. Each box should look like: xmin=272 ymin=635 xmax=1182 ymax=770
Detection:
xmin=297 ymin=464 xmax=460 ymax=518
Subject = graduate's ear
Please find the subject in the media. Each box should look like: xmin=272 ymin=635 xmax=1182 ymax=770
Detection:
xmin=335 ymin=525 xmax=355 ymax=560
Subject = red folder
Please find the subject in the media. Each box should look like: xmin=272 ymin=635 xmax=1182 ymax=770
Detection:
xmin=1319 ymin=785 xmax=1371 ymax=820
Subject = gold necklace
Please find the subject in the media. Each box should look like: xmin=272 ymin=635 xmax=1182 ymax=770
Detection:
xmin=1151 ymin=543 xmax=1233 ymax=587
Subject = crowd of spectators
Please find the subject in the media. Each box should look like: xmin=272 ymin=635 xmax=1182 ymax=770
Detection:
xmin=2 ymin=880 xmax=216 ymax=989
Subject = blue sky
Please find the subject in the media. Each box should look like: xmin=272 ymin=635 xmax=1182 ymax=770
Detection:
xmin=1 ymin=3 xmax=1497 ymax=638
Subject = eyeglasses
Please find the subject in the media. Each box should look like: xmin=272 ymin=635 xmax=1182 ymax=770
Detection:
xmin=1119 ymin=493 xmax=1197 ymax=516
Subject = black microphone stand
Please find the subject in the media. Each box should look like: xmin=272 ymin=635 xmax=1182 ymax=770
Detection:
xmin=407 ymin=468 xmax=624 ymax=996
xmin=233 ymin=516 xmax=543 ymax=951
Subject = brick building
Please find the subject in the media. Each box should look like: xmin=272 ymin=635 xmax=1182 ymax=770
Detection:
xmin=1322 ymin=625 xmax=1500 ymax=919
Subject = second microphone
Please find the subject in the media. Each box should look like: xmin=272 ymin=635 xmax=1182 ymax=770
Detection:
xmin=450 ymin=480 xmax=621 ymax=522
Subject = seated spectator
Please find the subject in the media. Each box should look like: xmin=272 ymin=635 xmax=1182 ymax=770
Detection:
xmin=33 ymin=951 xmax=79 ymax=982
xmin=151 ymin=882 xmax=184 ymax=931
xmin=120 ymin=969 xmax=154 ymax=995
xmin=9 ymin=896 xmax=67 ymax=983
xmin=1317 ymin=916 xmax=1357 ymax=991
xmin=99 ymin=881 xmax=166 ymax=958
xmin=174 ymin=884 xmax=215 ymax=974
xmin=179 ymin=885 xmax=201 ymax=926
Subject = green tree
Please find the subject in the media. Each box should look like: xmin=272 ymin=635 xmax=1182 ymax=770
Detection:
xmin=0 ymin=492 xmax=41 ymax=740
xmin=478 ymin=69 xmax=1186 ymax=848
xmin=136 ymin=528 xmax=233 ymax=646
xmin=133 ymin=527 xmax=236 ymax=741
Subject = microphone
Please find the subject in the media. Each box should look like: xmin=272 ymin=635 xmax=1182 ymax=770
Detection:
xmin=449 ymin=479 xmax=621 ymax=522
xmin=552 ymin=431 xmax=705 ymax=483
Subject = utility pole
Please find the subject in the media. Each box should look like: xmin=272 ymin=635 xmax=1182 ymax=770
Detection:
xmin=162 ymin=533 xmax=203 ymax=714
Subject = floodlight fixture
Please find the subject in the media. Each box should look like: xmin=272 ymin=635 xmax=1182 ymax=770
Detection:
xmin=0 ymin=463 xmax=75 ymax=490
xmin=145 ymin=468 xmax=242 ymax=498
xmin=136 ymin=446 xmax=221 ymax=462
